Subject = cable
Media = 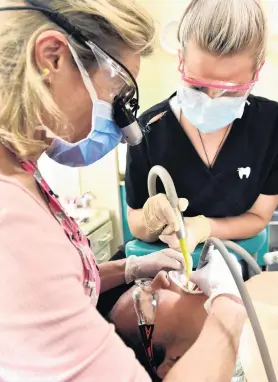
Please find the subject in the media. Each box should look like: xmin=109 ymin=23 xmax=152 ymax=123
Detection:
xmin=208 ymin=238 xmax=277 ymax=382
xmin=223 ymin=240 xmax=262 ymax=275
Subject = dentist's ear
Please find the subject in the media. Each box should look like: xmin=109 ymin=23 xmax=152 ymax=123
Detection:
xmin=35 ymin=30 xmax=71 ymax=75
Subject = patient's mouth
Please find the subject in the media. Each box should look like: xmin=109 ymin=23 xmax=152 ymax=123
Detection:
xmin=169 ymin=271 xmax=203 ymax=294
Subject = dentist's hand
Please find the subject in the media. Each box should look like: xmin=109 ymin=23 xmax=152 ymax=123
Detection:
xmin=143 ymin=194 xmax=188 ymax=234
xmin=190 ymin=249 xmax=243 ymax=313
xmin=125 ymin=248 xmax=185 ymax=284
xmin=159 ymin=215 xmax=211 ymax=253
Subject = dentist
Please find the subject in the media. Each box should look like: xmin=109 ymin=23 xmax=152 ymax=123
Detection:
xmin=0 ymin=1 xmax=246 ymax=381
xmin=126 ymin=0 xmax=278 ymax=253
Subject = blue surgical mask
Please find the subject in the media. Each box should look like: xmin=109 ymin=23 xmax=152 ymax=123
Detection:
xmin=47 ymin=100 xmax=122 ymax=167
xmin=177 ymin=85 xmax=247 ymax=133
xmin=46 ymin=43 xmax=124 ymax=167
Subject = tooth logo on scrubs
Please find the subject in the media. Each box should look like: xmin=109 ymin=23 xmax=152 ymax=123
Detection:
xmin=237 ymin=167 xmax=251 ymax=179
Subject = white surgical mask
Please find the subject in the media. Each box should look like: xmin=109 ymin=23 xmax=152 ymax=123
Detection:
xmin=177 ymin=85 xmax=248 ymax=133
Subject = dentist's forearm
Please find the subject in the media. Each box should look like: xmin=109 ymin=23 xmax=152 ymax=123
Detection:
xmin=164 ymin=297 xmax=246 ymax=382
xmin=99 ymin=259 xmax=126 ymax=293
xmin=127 ymin=207 xmax=159 ymax=243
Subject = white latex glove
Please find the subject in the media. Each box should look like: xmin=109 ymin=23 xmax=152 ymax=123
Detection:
xmin=125 ymin=248 xmax=185 ymax=284
xmin=143 ymin=194 xmax=188 ymax=234
xmin=190 ymin=249 xmax=243 ymax=313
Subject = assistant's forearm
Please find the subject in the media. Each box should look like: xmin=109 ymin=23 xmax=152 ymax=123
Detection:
xmin=99 ymin=259 xmax=127 ymax=293
xmin=127 ymin=208 xmax=159 ymax=243
xmin=208 ymin=212 xmax=267 ymax=240
xmin=164 ymin=297 xmax=246 ymax=382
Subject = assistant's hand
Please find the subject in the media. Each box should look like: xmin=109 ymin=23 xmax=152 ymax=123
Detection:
xmin=159 ymin=215 xmax=211 ymax=253
xmin=143 ymin=194 xmax=188 ymax=234
xmin=190 ymin=249 xmax=243 ymax=313
xmin=124 ymin=248 xmax=185 ymax=284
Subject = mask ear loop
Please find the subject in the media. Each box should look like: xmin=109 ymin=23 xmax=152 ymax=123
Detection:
xmin=68 ymin=43 xmax=98 ymax=103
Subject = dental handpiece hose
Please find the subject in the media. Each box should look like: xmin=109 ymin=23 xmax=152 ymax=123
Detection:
xmin=200 ymin=238 xmax=277 ymax=382
xmin=147 ymin=166 xmax=191 ymax=279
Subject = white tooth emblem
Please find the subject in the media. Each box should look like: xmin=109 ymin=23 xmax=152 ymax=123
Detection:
xmin=237 ymin=167 xmax=251 ymax=179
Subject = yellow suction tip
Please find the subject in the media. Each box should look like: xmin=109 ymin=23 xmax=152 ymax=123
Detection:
xmin=179 ymin=238 xmax=191 ymax=279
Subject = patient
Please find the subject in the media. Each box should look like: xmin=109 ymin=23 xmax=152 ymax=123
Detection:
xmin=106 ymin=270 xmax=278 ymax=382
xmin=108 ymin=270 xmax=244 ymax=381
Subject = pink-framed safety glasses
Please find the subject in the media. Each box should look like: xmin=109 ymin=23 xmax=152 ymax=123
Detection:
xmin=178 ymin=50 xmax=262 ymax=97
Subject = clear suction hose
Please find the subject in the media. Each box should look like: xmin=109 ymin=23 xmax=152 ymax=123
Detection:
xmin=206 ymin=238 xmax=277 ymax=382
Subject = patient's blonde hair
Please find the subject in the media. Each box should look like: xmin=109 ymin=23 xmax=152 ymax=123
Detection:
xmin=0 ymin=0 xmax=155 ymax=158
xmin=178 ymin=0 xmax=267 ymax=66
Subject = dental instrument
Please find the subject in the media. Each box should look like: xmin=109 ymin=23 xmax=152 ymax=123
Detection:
xmin=148 ymin=165 xmax=191 ymax=279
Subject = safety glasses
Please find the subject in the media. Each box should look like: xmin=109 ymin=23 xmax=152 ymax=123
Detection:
xmin=178 ymin=51 xmax=259 ymax=98
xmin=68 ymin=40 xmax=134 ymax=104
xmin=132 ymin=278 xmax=158 ymax=374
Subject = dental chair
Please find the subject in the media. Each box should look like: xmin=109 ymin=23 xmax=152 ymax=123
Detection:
xmin=125 ymin=229 xmax=268 ymax=277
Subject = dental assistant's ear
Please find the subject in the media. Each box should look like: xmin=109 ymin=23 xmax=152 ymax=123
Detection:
xmin=34 ymin=31 xmax=74 ymax=78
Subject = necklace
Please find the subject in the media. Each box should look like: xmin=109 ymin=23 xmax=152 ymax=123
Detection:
xmin=198 ymin=124 xmax=232 ymax=169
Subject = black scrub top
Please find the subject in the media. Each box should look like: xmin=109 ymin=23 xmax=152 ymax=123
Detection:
xmin=125 ymin=94 xmax=278 ymax=218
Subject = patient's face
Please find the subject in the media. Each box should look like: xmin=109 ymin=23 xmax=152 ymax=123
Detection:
xmin=110 ymin=271 xmax=208 ymax=378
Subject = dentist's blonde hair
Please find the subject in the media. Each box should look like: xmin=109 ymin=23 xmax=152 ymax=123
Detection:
xmin=0 ymin=0 xmax=155 ymax=158
xmin=178 ymin=0 xmax=267 ymax=67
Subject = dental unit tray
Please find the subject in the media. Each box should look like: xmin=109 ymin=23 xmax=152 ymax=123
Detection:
xmin=147 ymin=165 xmax=277 ymax=382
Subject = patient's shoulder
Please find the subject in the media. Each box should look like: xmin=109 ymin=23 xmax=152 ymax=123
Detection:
xmin=138 ymin=94 xmax=173 ymax=127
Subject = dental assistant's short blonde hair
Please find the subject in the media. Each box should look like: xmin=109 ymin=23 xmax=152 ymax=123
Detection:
xmin=178 ymin=0 xmax=267 ymax=67
xmin=0 ymin=0 xmax=155 ymax=159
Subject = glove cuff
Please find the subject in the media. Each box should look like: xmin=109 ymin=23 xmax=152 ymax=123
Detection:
xmin=124 ymin=255 xmax=139 ymax=284
xmin=204 ymin=290 xmax=243 ymax=314
xmin=185 ymin=215 xmax=211 ymax=244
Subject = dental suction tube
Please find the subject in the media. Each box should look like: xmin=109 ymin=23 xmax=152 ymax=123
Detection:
xmin=147 ymin=165 xmax=186 ymax=239
xmin=206 ymin=238 xmax=277 ymax=382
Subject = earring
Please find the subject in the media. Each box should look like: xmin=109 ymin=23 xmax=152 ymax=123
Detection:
xmin=42 ymin=68 xmax=51 ymax=85
xmin=42 ymin=68 xmax=50 ymax=77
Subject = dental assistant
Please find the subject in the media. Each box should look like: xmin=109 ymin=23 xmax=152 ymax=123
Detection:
xmin=0 ymin=1 xmax=247 ymax=381
xmin=126 ymin=0 xmax=278 ymax=252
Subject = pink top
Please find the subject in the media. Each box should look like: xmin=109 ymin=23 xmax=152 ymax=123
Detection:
xmin=0 ymin=162 xmax=150 ymax=381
